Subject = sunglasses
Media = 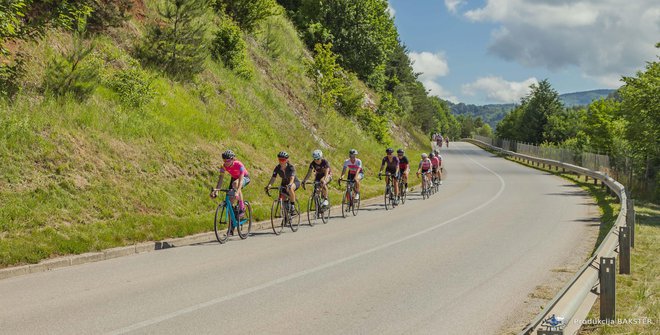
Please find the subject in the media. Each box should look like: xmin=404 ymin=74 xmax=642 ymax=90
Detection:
xmin=223 ymin=158 xmax=233 ymax=162
xmin=278 ymin=158 xmax=288 ymax=162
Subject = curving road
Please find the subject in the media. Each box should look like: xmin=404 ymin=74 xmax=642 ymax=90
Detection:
xmin=0 ymin=142 xmax=599 ymax=335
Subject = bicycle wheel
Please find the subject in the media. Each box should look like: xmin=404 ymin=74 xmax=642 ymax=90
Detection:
xmin=271 ymin=200 xmax=284 ymax=235
xmin=421 ymin=180 xmax=428 ymax=200
xmin=321 ymin=198 xmax=330 ymax=223
xmin=352 ymin=191 xmax=360 ymax=216
xmin=341 ymin=190 xmax=350 ymax=218
xmin=290 ymin=200 xmax=301 ymax=232
xmin=384 ymin=185 xmax=391 ymax=210
xmin=214 ymin=203 xmax=229 ymax=244
xmin=307 ymin=194 xmax=318 ymax=227
xmin=399 ymin=181 xmax=407 ymax=204
xmin=236 ymin=201 xmax=252 ymax=239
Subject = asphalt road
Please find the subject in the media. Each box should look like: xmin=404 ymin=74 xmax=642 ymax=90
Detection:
xmin=0 ymin=142 xmax=599 ymax=335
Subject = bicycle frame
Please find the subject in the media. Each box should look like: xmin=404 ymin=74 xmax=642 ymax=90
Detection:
xmin=222 ymin=192 xmax=248 ymax=229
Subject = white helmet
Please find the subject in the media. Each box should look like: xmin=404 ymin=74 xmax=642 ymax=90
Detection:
xmin=312 ymin=149 xmax=323 ymax=160
xmin=421 ymin=153 xmax=428 ymax=159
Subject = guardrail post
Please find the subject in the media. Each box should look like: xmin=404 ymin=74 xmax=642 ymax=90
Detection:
xmin=619 ymin=226 xmax=630 ymax=274
xmin=599 ymin=257 xmax=616 ymax=321
xmin=594 ymin=178 xmax=598 ymax=185
xmin=627 ymin=198 xmax=635 ymax=248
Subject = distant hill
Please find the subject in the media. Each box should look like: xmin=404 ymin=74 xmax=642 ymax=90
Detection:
xmin=446 ymin=89 xmax=617 ymax=127
xmin=559 ymin=89 xmax=616 ymax=107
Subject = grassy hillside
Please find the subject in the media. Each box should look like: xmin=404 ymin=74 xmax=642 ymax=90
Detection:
xmin=0 ymin=7 xmax=427 ymax=267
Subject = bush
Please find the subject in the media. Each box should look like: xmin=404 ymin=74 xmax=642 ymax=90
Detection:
xmin=43 ymin=34 xmax=100 ymax=100
xmin=210 ymin=17 xmax=253 ymax=78
xmin=213 ymin=0 xmax=280 ymax=33
xmin=0 ymin=58 xmax=24 ymax=100
xmin=87 ymin=0 xmax=133 ymax=32
xmin=106 ymin=66 xmax=155 ymax=108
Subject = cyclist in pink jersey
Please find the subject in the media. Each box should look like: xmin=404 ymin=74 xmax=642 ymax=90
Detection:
xmin=210 ymin=150 xmax=250 ymax=218
xmin=338 ymin=149 xmax=363 ymax=199
xmin=416 ymin=153 xmax=433 ymax=187
xmin=430 ymin=152 xmax=442 ymax=185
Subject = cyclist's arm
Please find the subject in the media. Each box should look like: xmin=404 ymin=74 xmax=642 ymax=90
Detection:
xmin=379 ymin=160 xmax=385 ymax=174
xmin=302 ymin=166 xmax=313 ymax=184
xmin=339 ymin=166 xmax=346 ymax=180
xmin=215 ymin=170 xmax=225 ymax=190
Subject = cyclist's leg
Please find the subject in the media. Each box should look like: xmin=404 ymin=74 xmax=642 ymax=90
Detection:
xmin=287 ymin=180 xmax=300 ymax=204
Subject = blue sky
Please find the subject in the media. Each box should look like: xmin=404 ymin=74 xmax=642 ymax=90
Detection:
xmin=388 ymin=0 xmax=660 ymax=105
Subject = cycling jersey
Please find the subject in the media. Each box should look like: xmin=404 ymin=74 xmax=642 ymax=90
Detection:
xmin=430 ymin=157 xmax=440 ymax=168
xmin=272 ymin=163 xmax=298 ymax=186
xmin=309 ymin=159 xmax=330 ymax=176
xmin=398 ymin=156 xmax=409 ymax=171
xmin=381 ymin=156 xmax=399 ymax=174
xmin=220 ymin=160 xmax=248 ymax=179
xmin=419 ymin=158 xmax=432 ymax=172
xmin=343 ymin=158 xmax=363 ymax=175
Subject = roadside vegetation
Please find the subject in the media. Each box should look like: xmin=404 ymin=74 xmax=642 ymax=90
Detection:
xmin=0 ymin=0 xmax=450 ymax=267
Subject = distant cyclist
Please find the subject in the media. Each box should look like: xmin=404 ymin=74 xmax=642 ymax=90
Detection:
xmin=265 ymin=151 xmax=300 ymax=210
xmin=416 ymin=153 xmax=433 ymax=187
xmin=210 ymin=150 xmax=250 ymax=219
xmin=396 ymin=148 xmax=410 ymax=191
xmin=444 ymin=136 xmax=449 ymax=147
xmin=378 ymin=148 xmax=400 ymax=205
xmin=338 ymin=149 xmax=363 ymax=199
xmin=430 ymin=152 xmax=442 ymax=185
xmin=301 ymin=149 xmax=331 ymax=207
xmin=436 ymin=134 xmax=443 ymax=148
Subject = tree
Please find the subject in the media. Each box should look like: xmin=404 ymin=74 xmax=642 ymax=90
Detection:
xmin=288 ymin=0 xmax=398 ymax=85
xmin=137 ymin=0 xmax=210 ymax=79
xmin=518 ymin=79 xmax=563 ymax=143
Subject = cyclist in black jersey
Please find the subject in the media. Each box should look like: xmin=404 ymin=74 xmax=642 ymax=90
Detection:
xmin=396 ymin=149 xmax=410 ymax=191
xmin=301 ymin=149 xmax=331 ymax=206
xmin=378 ymin=148 xmax=400 ymax=205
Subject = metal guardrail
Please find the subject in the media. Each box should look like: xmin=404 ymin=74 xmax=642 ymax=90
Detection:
xmin=464 ymin=139 xmax=630 ymax=335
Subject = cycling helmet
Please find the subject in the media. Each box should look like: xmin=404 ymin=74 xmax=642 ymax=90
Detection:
xmin=222 ymin=150 xmax=235 ymax=159
xmin=421 ymin=153 xmax=428 ymax=158
xmin=385 ymin=148 xmax=394 ymax=154
xmin=312 ymin=149 xmax=323 ymax=160
xmin=397 ymin=148 xmax=404 ymax=154
xmin=349 ymin=149 xmax=358 ymax=155
xmin=429 ymin=153 xmax=435 ymax=158
xmin=277 ymin=151 xmax=289 ymax=159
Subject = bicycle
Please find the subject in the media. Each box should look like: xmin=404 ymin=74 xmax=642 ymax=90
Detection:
xmin=432 ymin=172 xmax=440 ymax=193
xmin=267 ymin=186 xmax=301 ymax=235
xmin=397 ymin=173 xmax=407 ymax=205
xmin=420 ymin=171 xmax=432 ymax=200
xmin=211 ymin=188 xmax=252 ymax=244
xmin=338 ymin=178 xmax=360 ymax=217
xmin=305 ymin=181 xmax=331 ymax=226
xmin=378 ymin=172 xmax=397 ymax=210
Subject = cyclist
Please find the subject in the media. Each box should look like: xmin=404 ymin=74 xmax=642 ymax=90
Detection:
xmin=435 ymin=150 xmax=444 ymax=184
xmin=445 ymin=136 xmax=449 ymax=147
xmin=210 ymin=150 xmax=250 ymax=223
xmin=338 ymin=149 xmax=363 ymax=199
xmin=396 ymin=148 xmax=410 ymax=191
xmin=301 ymin=149 xmax=331 ymax=207
xmin=378 ymin=148 xmax=400 ymax=205
xmin=430 ymin=152 xmax=442 ymax=185
xmin=265 ymin=151 xmax=300 ymax=211
xmin=436 ymin=134 xmax=443 ymax=148
xmin=416 ymin=153 xmax=433 ymax=188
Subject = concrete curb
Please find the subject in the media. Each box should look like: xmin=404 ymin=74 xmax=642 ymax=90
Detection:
xmin=0 ymin=190 xmax=405 ymax=281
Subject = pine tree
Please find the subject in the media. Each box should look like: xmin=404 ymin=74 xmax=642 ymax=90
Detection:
xmin=137 ymin=0 xmax=210 ymax=80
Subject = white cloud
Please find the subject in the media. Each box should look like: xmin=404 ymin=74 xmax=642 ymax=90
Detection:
xmin=444 ymin=0 xmax=466 ymax=14
xmin=462 ymin=76 xmax=538 ymax=103
xmin=409 ymin=51 xmax=456 ymax=101
xmin=409 ymin=51 xmax=450 ymax=80
xmin=462 ymin=0 xmax=660 ymax=86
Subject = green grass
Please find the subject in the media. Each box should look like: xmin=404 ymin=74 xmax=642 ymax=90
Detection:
xmin=0 ymin=11 xmax=427 ymax=267
xmin=579 ymin=202 xmax=659 ymax=335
